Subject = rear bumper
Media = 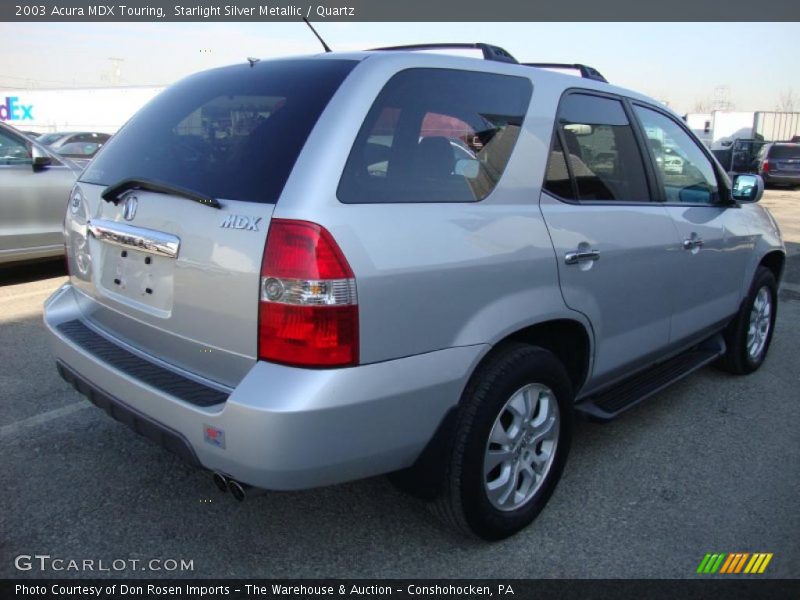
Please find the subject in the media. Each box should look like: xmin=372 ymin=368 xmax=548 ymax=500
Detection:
xmin=44 ymin=283 xmax=485 ymax=490
xmin=763 ymin=172 xmax=800 ymax=185
xmin=56 ymin=361 xmax=202 ymax=467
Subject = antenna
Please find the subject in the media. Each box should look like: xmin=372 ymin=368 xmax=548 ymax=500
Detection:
xmin=302 ymin=18 xmax=332 ymax=53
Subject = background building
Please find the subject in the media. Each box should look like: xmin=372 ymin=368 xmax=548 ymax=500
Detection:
xmin=0 ymin=86 xmax=164 ymax=134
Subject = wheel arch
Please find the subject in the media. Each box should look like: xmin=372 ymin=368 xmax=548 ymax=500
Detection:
xmin=392 ymin=317 xmax=592 ymax=499
xmin=759 ymin=250 xmax=786 ymax=284
xmin=501 ymin=318 xmax=593 ymax=396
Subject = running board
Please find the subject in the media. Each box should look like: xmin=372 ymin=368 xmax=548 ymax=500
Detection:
xmin=575 ymin=334 xmax=726 ymax=422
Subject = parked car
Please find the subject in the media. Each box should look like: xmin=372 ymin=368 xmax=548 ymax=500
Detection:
xmin=0 ymin=122 xmax=81 ymax=264
xmin=44 ymin=46 xmax=784 ymax=540
xmin=36 ymin=132 xmax=75 ymax=147
xmin=662 ymin=147 xmax=685 ymax=174
xmin=38 ymin=131 xmax=111 ymax=153
xmin=754 ymin=142 xmax=800 ymax=187
xmin=55 ymin=141 xmax=108 ymax=167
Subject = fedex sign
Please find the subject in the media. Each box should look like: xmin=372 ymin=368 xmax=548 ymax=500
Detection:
xmin=0 ymin=97 xmax=34 ymax=122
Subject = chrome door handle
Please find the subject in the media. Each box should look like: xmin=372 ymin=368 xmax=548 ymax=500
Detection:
xmin=565 ymin=249 xmax=600 ymax=265
xmin=683 ymin=237 xmax=704 ymax=250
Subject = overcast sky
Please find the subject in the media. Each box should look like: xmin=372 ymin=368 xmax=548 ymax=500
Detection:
xmin=1 ymin=22 xmax=797 ymax=114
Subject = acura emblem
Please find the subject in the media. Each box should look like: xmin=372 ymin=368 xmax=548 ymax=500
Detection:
xmin=122 ymin=196 xmax=138 ymax=221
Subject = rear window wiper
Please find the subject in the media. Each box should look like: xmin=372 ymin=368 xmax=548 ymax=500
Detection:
xmin=101 ymin=177 xmax=221 ymax=209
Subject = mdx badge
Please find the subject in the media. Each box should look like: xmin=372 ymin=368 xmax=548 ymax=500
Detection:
xmin=220 ymin=215 xmax=261 ymax=231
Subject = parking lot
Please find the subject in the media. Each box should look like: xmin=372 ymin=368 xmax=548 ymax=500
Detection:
xmin=2 ymin=189 xmax=799 ymax=580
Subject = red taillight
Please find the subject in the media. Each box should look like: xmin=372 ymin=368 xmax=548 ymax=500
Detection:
xmin=762 ymin=160 xmax=770 ymax=173
xmin=258 ymin=219 xmax=358 ymax=368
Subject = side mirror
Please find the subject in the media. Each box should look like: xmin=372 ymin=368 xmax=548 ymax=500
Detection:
xmin=31 ymin=144 xmax=52 ymax=171
xmin=731 ymin=173 xmax=763 ymax=204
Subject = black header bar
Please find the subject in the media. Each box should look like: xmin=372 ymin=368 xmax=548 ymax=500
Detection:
xmin=3 ymin=0 xmax=799 ymax=22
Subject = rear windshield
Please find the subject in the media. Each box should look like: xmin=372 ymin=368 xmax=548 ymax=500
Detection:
xmin=82 ymin=59 xmax=356 ymax=203
xmin=767 ymin=145 xmax=800 ymax=159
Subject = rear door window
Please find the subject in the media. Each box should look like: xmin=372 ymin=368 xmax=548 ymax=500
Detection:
xmin=338 ymin=68 xmax=532 ymax=203
xmin=545 ymin=93 xmax=650 ymax=202
xmin=81 ymin=59 xmax=356 ymax=203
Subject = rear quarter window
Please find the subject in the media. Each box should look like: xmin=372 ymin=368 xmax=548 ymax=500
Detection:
xmin=81 ymin=59 xmax=356 ymax=203
xmin=338 ymin=68 xmax=532 ymax=204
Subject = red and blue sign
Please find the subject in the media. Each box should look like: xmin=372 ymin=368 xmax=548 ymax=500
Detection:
xmin=0 ymin=97 xmax=34 ymax=121
xmin=203 ymin=424 xmax=226 ymax=449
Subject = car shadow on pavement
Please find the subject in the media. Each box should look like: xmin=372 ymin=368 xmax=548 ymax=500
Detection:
xmin=1 ymin=258 xmax=67 ymax=287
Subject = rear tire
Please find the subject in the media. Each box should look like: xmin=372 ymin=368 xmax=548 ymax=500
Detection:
xmin=717 ymin=266 xmax=778 ymax=375
xmin=431 ymin=343 xmax=573 ymax=540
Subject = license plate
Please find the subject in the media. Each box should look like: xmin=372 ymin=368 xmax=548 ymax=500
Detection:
xmin=97 ymin=246 xmax=175 ymax=315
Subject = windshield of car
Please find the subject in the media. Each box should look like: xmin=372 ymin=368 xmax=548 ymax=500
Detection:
xmin=38 ymin=133 xmax=65 ymax=145
xmin=81 ymin=59 xmax=357 ymax=204
xmin=768 ymin=144 xmax=800 ymax=159
xmin=57 ymin=141 xmax=103 ymax=157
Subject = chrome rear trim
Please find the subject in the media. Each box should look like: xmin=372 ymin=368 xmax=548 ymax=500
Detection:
xmin=87 ymin=219 xmax=180 ymax=258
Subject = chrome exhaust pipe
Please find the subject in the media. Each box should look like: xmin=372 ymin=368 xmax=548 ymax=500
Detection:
xmin=212 ymin=471 xmax=229 ymax=493
xmin=226 ymin=479 xmax=265 ymax=501
xmin=227 ymin=479 xmax=246 ymax=501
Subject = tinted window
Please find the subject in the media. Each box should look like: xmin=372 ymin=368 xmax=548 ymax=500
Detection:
xmin=543 ymin=135 xmax=574 ymax=199
xmin=550 ymin=93 xmax=650 ymax=201
xmin=0 ymin=128 xmax=31 ymax=165
xmin=768 ymin=144 xmax=800 ymax=159
xmin=37 ymin=133 xmax=66 ymax=146
xmin=71 ymin=133 xmax=110 ymax=144
xmin=58 ymin=142 xmax=102 ymax=158
xmin=82 ymin=59 xmax=356 ymax=203
xmin=338 ymin=69 xmax=531 ymax=204
xmin=634 ymin=105 xmax=719 ymax=204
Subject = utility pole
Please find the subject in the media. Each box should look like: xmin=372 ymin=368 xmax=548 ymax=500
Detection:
xmin=712 ymin=85 xmax=734 ymax=111
xmin=108 ymin=57 xmax=124 ymax=85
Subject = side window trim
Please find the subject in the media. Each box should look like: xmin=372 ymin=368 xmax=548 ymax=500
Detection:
xmin=543 ymin=87 xmax=656 ymax=206
xmin=629 ymin=100 xmax=728 ymax=206
xmin=620 ymin=96 xmax=664 ymax=203
xmin=554 ymin=126 xmax=580 ymax=201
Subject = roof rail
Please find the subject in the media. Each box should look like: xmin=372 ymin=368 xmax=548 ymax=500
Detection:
xmin=523 ymin=63 xmax=608 ymax=83
xmin=369 ymin=43 xmax=518 ymax=65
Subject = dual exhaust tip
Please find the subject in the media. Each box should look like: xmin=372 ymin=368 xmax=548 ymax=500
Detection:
xmin=212 ymin=471 xmax=254 ymax=501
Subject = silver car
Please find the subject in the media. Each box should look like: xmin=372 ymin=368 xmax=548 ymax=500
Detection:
xmin=44 ymin=46 xmax=785 ymax=540
xmin=1 ymin=122 xmax=80 ymax=264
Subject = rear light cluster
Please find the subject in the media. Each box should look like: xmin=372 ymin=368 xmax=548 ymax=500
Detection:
xmin=258 ymin=219 xmax=358 ymax=368
xmin=762 ymin=160 xmax=770 ymax=174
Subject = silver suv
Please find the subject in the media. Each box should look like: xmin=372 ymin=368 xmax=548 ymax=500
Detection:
xmin=44 ymin=45 xmax=785 ymax=540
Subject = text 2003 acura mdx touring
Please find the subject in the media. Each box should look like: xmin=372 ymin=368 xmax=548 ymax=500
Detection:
xmin=45 ymin=44 xmax=785 ymax=540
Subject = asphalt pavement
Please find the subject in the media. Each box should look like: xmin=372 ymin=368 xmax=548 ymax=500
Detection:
xmin=1 ymin=190 xmax=799 ymax=579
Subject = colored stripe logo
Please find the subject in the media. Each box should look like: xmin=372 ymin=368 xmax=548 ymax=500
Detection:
xmin=697 ymin=553 xmax=773 ymax=574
